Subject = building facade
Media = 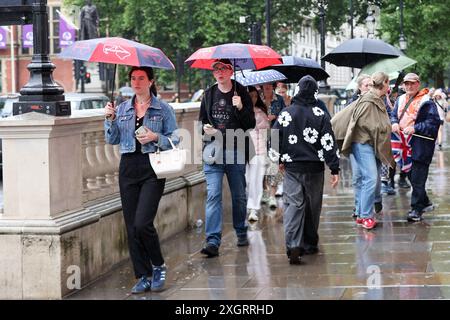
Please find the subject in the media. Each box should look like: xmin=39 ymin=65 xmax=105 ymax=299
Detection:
xmin=0 ymin=0 xmax=76 ymax=95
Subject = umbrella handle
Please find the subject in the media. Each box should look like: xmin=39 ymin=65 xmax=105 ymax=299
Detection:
xmin=105 ymin=64 xmax=117 ymax=120
xmin=233 ymin=59 xmax=237 ymax=96
xmin=110 ymin=64 xmax=117 ymax=104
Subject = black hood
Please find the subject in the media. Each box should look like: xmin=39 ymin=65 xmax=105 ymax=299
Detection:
xmin=292 ymin=75 xmax=318 ymax=106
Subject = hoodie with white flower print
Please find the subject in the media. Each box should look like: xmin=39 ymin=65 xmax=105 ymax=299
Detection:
xmin=272 ymin=75 xmax=340 ymax=174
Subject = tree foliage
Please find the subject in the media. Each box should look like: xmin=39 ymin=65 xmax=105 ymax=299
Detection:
xmin=378 ymin=0 xmax=450 ymax=87
xmin=63 ymin=0 xmax=447 ymax=89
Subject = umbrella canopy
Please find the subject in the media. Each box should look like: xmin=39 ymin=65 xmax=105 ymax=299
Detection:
xmin=59 ymin=37 xmax=175 ymax=69
xmin=59 ymin=37 xmax=174 ymax=103
xmin=262 ymin=55 xmax=329 ymax=82
xmin=233 ymin=69 xmax=287 ymax=86
xmin=321 ymin=38 xmax=402 ymax=68
xmin=346 ymin=55 xmax=417 ymax=91
xmin=185 ymin=43 xmax=282 ymax=70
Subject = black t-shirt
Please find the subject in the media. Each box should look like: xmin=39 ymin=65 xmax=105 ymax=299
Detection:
xmin=211 ymin=88 xmax=237 ymax=133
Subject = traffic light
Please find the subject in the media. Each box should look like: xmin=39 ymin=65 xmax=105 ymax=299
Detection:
xmin=79 ymin=65 xmax=86 ymax=80
xmin=85 ymin=72 xmax=91 ymax=83
xmin=74 ymin=60 xmax=82 ymax=80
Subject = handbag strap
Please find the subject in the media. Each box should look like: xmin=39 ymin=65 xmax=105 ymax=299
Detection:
xmin=155 ymin=137 xmax=178 ymax=153
xmin=398 ymin=91 xmax=419 ymax=122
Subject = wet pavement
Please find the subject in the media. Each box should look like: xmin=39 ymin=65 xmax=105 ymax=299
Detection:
xmin=67 ymin=126 xmax=450 ymax=300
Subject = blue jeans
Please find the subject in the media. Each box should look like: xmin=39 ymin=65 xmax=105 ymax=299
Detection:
xmin=349 ymin=152 xmax=382 ymax=215
xmin=203 ymin=150 xmax=248 ymax=247
xmin=351 ymin=143 xmax=381 ymax=218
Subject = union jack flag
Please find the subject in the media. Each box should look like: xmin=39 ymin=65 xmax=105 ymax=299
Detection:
xmin=391 ymin=131 xmax=412 ymax=173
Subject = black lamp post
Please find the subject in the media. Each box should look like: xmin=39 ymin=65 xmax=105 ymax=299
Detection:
xmin=318 ymin=0 xmax=329 ymax=93
xmin=13 ymin=0 xmax=70 ymax=116
xmin=266 ymin=0 xmax=271 ymax=47
xmin=399 ymin=0 xmax=407 ymax=52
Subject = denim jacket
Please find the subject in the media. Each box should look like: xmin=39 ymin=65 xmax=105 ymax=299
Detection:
xmin=104 ymin=95 xmax=179 ymax=154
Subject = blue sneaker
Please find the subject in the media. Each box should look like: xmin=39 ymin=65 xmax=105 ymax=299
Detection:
xmin=131 ymin=276 xmax=151 ymax=294
xmin=151 ymin=264 xmax=167 ymax=292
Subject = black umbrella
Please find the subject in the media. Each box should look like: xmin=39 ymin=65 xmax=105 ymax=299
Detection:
xmin=321 ymin=38 xmax=402 ymax=69
xmin=261 ymin=55 xmax=329 ymax=83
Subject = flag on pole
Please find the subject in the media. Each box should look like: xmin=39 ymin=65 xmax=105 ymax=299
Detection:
xmin=22 ymin=24 xmax=33 ymax=48
xmin=0 ymin=26 xmax=8 ymax=49
xmin=58 ymin=11 xmax=77 ymax=48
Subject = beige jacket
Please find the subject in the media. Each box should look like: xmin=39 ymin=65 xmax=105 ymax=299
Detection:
xmin=331 ymin=91 xmax=394 ymax=167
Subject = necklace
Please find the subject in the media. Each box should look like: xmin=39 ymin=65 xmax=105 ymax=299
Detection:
xmin=135 ymin=97 xmax=151 ymax=106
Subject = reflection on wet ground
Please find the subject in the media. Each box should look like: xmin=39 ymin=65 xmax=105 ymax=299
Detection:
xmin=68 ymin=127 xmax=450 ymax=300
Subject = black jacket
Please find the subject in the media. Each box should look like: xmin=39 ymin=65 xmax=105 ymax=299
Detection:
xmin=410 ymin=100 xmax=441 ymax=164
xmin=273 ymin=94 xmax=340 ymax=174
xmin=199 ymin=80 xmax=256 ymax=162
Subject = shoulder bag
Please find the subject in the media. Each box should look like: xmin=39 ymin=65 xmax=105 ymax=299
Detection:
xmin=149 ymin=138 xmax=187 ymax=179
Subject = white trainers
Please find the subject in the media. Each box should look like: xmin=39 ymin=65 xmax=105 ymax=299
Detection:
xmin=268 ymin=197 xmax=277 ymax=209
xmin=248 ymin=209 xmax=259 ymax=222
xmin=275 ymin=184 xmax=283 ymax=197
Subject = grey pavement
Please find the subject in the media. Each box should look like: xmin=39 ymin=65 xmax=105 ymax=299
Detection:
xmin=67 ymin=125 xmax=450 ymax=300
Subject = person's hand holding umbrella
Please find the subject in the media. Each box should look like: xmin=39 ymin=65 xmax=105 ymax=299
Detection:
xmin=105 ymin=101 xmax=116 ymax=120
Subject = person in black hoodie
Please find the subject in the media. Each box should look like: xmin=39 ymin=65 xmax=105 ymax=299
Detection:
xmin=198 ymin=59 xmax=256 ymax=257
xmin=272 ymin=75 xmax=340 ymax=265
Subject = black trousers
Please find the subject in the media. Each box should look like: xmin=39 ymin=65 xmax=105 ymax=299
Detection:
xmin=282 ymin=170 xmax=324 ymax=251
xmin=408 ymin=160 xmax=431 ymax=212
xmin=119 ymin=152 xmax=166 ymax=278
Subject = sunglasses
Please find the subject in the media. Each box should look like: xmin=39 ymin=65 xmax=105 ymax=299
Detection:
xmin=213 ymin=65 xmax=231 ymax=72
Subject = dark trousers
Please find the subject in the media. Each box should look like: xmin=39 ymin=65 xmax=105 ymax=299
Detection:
xmin=119 ymin=152 xmax=166 ymax=278
xmin=282 ymin=170 xmax=324 ymax=251
xmin=408 ymin=160 xmax=431 ymax=212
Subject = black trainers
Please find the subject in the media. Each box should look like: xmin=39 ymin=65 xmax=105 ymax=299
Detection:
xmin=407 ymin=210 xmax=423 ymax=222
xmin=352 ymin=207 xmax=358 ymax=219
xmin=302 ymin=246 xmax=319 ymax=255
xmin=237 ymin=235 xmax=249 ymax=247
xmin=374 ymin=202 xmax=383 ymax=214
xmin=201 ymin=244 xmax=219 ymax=257
xmin=288 ymin=247 xmax=302 ymax=265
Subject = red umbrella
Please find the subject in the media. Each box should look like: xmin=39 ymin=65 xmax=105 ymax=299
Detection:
xmin=59 ymin=37 xmax=175 ymax=101
xmin=185 ymin=43 xmax=282 ymax=70
xmin=185 ymin=43 xmax=282 ymax=94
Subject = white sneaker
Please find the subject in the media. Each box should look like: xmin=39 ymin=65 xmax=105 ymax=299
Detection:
xmin=275 ymin=184 xmax=283 ymax=197
xmin=269 ymin=197 xmax=277 ymax=209
xmin=248 ymin=209 xmax=259 ymax=222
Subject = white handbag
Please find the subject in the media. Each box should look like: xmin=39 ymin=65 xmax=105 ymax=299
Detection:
xmin=149 ymin=138 xmax=187 ymax=179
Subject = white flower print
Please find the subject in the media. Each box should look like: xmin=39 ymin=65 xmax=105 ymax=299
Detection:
xmin=303 ymin=127 xmax=319 ymax=144
xmin=314 ymin=89 xmax=319 ymax=100
xmin=268 ymin=148 xmax=280 ymax=162
xmin=336 ymin=149 xmax=341 ymax=159
xmin=318 ymin=149 xmax=325 ymax=162
xmin=288 ymin=134 xmax=298 ymax=145
xmin=281 ymin=153 xmax=292 ymax=162
xmin=312 ymin=107 xmax=325 ymax=117
xmin=278 ymin=111 xmax=292 ymax=127
xmin=321 ymin=133 xmax=334 ymax=151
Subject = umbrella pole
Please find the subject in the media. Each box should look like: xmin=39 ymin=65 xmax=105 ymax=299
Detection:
xmin=233 ymin=59 xmax=237 ymax=96
xmin=110 ymin=64 xmax=117 ymax=104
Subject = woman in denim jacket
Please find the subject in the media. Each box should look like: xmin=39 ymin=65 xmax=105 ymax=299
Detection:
xmin=104 ymin=66 xmax=178 ymax=294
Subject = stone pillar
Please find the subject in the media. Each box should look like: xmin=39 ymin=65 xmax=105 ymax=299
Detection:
xmin=0 ymin=112 xmax=83 ymax=219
